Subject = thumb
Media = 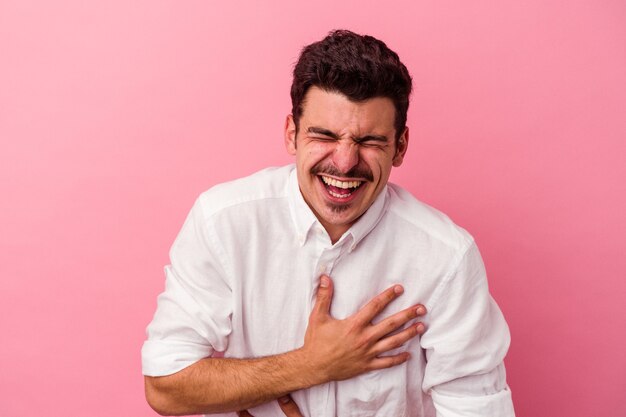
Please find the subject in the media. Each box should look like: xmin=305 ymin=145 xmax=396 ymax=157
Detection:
xmin=312 ymin=275 xmax=333 ymax=319
xmin=277 ymin=395 xmax=303 ymax=417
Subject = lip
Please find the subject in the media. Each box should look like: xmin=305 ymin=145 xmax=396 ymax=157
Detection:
xmin=316 ymin=174 xmax=366 ymax=204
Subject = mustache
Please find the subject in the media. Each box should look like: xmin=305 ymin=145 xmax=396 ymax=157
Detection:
xmin=310 ymin=162 xmax=374 ymax=182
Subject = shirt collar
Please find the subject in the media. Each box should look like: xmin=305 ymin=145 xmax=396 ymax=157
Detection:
xmin=287 ymin=165 xmax=389 ymax=250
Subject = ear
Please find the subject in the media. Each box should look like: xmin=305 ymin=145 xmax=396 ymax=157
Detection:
xmin=392 ymin=127 xmax=409 ymax=167
xmin=284 ymin=114 xmax=297 ymax=155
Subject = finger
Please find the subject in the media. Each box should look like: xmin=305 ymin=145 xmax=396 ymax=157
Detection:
xmin=369 ymin=351 xmax=412 ymax=370
xmin=237 ymin=410 xmax=254 ymax=417
xmin=372 ymin=322 xmax=424 ymax=355
xmin=369 ymin=304 xmax=426 ymax=340
xmin=311 ymin=275 xmax=334 ymax=320
xmin=354 ymin=285 xmax=404 ymax=325
xmin=277 ymin=395 xmax=304 ymax=417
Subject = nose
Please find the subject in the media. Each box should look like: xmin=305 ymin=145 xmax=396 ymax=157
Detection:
xmin=331 ymin=140 xmax=360 ymax=174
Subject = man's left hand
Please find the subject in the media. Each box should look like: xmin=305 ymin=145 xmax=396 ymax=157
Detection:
xmin=237 ymin=394 xmax=303 ymax=417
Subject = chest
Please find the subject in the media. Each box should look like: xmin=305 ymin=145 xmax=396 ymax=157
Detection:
xmin=222 ymin=228 xmax=445 ymax=358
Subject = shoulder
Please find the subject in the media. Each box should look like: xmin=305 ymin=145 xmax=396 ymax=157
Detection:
xmin=195 ymin=165 xmax=294 ymax=219
xmin=385 ymin=183 xmax=474 ymax=253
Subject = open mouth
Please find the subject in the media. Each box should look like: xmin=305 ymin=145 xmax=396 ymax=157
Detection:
xmin=320 ymin=175 xmax=364 ymax=199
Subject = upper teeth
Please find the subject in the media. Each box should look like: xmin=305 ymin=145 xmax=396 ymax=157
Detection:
xmin=321 ymin=176 xmax=362 ymax=189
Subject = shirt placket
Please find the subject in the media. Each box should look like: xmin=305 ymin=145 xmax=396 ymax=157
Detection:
xmin=308 ymin=225 xmax=349 ymax=417
xmin=310 ymin=226 xmax=346 ymax=287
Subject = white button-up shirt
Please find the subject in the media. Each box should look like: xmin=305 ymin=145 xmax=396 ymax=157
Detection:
xmin=142 ymin=165 xmax=515 ymax=417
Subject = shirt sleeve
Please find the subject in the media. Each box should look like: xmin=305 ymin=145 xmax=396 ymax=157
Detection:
xmin=420 ymin=242 xmax=515 ymax=416
xmin=141 ymin=196 xmax=233 ymax=376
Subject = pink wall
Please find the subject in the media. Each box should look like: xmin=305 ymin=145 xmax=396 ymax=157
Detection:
xmin=1 ymin=1 xmax=625 ymax=416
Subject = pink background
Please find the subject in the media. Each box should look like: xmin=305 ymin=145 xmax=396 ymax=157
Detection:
xmin=1 ymin=1 xmax=625 ymax=416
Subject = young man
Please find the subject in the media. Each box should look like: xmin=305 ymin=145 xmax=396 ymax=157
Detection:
xmin=143 ymin=30 xmax=515 ymax=417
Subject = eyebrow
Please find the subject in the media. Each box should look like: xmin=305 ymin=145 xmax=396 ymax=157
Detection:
xmin=307 ymin=127 xmax=340 ymax=139
xmin=307 ymin=126 xmax=389 ymax=143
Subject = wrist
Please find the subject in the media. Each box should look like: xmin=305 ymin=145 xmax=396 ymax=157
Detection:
xmin=290 ymin=346 xmax=329 ymax=387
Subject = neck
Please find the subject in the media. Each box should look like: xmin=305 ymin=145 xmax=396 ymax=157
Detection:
xmin=319 ymin=221 xmax=350 ymax=245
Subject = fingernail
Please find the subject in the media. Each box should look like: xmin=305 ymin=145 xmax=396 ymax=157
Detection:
xmin=416 ymin=323 xmax=425 ymax=333
xmin=320 ymin=276 xmax=329 ymax=288
xmin=416 ymin=305 xmax=425 ymax=315
xmin=394 ymin=285 xmax=404 ymax=294
xmin=279 ymin=396 xmax=290 ymax=404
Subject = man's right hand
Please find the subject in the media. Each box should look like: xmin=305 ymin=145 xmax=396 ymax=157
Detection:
xmin=299 ymin=274 xmax=426 ymax=384
xmin=146 ymin=274 xmax=426 ymax=415
xmin=236 ymin=277 xmax=426 ymax=416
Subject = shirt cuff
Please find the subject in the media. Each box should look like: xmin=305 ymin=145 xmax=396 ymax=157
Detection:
xmin=431 ymin=386 xmax=515 ymax=417
xmin=141 ymin=339 xmax=213 ymax=376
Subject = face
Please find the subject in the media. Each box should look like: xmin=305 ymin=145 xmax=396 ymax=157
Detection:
xmin=285 ymin=86 xmax=408 ymax=242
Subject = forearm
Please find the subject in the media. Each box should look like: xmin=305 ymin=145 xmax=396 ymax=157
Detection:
xmin=144 ymin=278 xmax=425 ymax=415
xmin=145 ymin=348 xmax=321 ymax=415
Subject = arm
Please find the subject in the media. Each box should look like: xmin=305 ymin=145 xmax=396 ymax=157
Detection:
xmin=145 ymin=347 xmax=316 ymax=415
xmin=421 ymin=242 xmax=515 ymax=416
xmin=145 ymin=275 xmax=426 ymax=415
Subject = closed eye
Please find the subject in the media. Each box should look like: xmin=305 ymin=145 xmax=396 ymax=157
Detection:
xmin=310 ymin=135 xmax=336 ymax=141
xmin=355 ymin=135 xmax=390 ymax=147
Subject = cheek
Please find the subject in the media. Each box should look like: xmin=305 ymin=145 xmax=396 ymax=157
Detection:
xmin=302 ymin=146 xmax=330 ymax=166
xmin=362 ymin=152 xmax=390 ymax=172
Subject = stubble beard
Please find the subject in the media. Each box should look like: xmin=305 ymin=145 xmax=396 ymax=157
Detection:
xmin=310 ymin=162 xmax=374 ymax=182
xmin=328 ymin=201 xmax=351 ymax=213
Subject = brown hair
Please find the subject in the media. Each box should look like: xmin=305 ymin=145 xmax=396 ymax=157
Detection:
xmin=291 ymin=30 xmax=412 ymax=140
